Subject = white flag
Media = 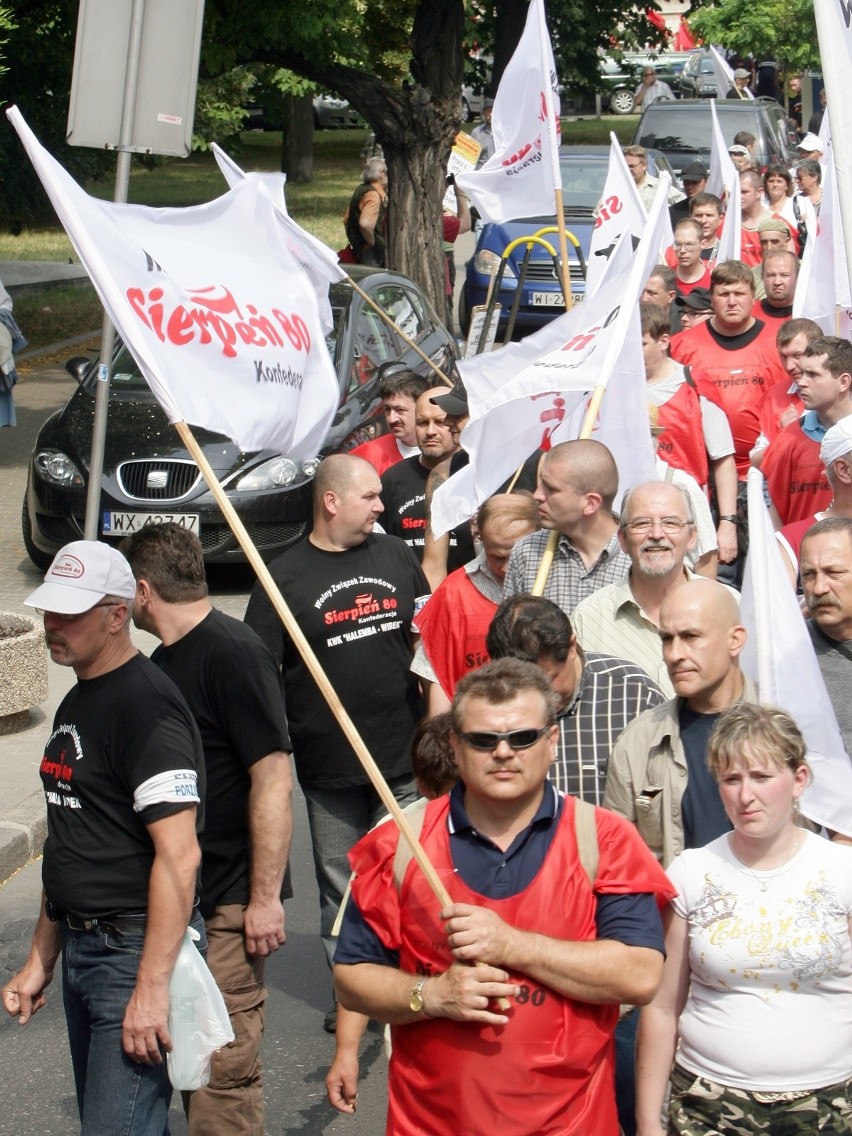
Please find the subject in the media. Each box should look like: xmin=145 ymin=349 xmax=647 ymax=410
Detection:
xmin=586 ymin=135 xmax=648 ymax=297
xmin=8 ymin=107 xmax=340 ymax=459
xmin=707 ymin=99 xmax=742 ymax=264
xmin=431 ymin=179 xmax=669 ymax=534
xmin=211 ymin=143 xmax=344 ymax=333
xmin=740 ymin=468 xmax=852 ymax=837
xmin=455 ymin=0 xmax=561 ymax=223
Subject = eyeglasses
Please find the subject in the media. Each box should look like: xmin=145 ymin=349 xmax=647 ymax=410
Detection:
xmin=36 ymin=602 xmax=121 ymax=622
xmin=624 ymin=517 xmax=693 ymax=535
xmin=673 ymin=241 xmax=699 ymax=251
xmin=458 ymin=726 xmax=552 ymax=751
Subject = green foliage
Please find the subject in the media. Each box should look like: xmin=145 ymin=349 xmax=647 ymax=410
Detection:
xmin=194 ymin=66 xmax=259 ymax=150
xmin=0 ymin=7 xmax=15 ymax=82
xmin=688 ymin=0 xmax=819 ymax=72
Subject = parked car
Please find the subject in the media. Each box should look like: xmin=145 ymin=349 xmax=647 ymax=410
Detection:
xmin=22 ymin=268 xmax=456 ymax=569
xmin=599 ymin=52 xmax=692 ymax=115
xmin=461 ymin=85 xmax=486 ymax=123
xmin=313 ymin=95 xmax=361 ymax=130
xmin=459 ymin=145 xmax=679 ymax=338
xmin=633 ymin=98 xmax=797 ymax=177
xmin=676 ymin=50 xmax=724 ymax=99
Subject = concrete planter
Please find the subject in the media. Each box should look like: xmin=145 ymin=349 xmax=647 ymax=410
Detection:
xmin=0 ymin=611 xmax=49 ymax=734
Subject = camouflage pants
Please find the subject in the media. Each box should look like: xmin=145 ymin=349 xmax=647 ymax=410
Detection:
xmin=669 ymin=1063 xmax=852 ymax=1135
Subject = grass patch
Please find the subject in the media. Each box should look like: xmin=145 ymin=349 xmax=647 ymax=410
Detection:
xmin=14 ymin=285 xmax=104 ymax=354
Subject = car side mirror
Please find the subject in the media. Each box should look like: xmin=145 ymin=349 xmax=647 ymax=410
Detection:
xmin=65 ymin=356 xmax=93 ymax=384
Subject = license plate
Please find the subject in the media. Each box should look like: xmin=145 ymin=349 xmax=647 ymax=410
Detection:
xmin=531 ymin=292 xmax=585 ymax=307
xmin=103 ymin=512 xmax=200 ymax=535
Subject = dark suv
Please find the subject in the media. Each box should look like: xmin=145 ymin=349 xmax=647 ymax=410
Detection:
xmin=598 ymin=52 xmax=691 ymax=115
xmin=633 ymin=98 xmax=797 ymax=177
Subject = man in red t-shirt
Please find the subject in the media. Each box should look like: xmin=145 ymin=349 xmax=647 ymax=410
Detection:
xmin=351 ymin=368 xmax=433 ymax=476
xmin=739 ymin=171 xmax=796 ymax=267
xmin=753 ymin=319 xmax=822 ymax=464
xmin=762 ymin=336 xmax=852 ymax=525
xmin=670 ymin=260 xmax=787 ymax=581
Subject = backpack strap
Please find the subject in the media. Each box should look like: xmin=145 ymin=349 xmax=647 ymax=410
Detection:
xmin=573 ymin=797 xmax=600 ymax=887
xmin=392 ymin=797 xmax=430 ymax=890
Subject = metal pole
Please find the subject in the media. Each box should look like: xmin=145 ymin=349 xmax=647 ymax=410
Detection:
xmin=84 ymin=0 xmax=146 ymax=538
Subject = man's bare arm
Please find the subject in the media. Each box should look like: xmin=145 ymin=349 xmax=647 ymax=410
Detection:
xmin=122 ymin=807 xmax=201 ymax=1065
xmin=2 ymin=892 xmax=62 ymax=1025
xmin=335 ymin=961 xmax=518 ymax=1026
xmin=244 ymin=750 xmax=292 ymax=956
xmin=443 ymin=902 xmax=663 ymax=1005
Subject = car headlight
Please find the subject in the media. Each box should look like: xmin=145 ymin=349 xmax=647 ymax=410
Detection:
xmin=236 ymin=456 xmax=308 ymax=492
xmin=34 ymin=449 xmax=85 ymax=488
xmin=474 ymin=248 xmax=516 ymax=279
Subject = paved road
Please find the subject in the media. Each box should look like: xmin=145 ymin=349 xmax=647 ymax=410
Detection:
xmin=0 ymin=350 xmax=391 ymax=1134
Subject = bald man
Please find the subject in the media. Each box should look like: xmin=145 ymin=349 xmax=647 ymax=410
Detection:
xmin=503 ymin=439 xmax=630 ymax=613
xmin=244 ymin=454 xmax=430 ymax=1029
xmin=380 ymin=387 xmax=473 ymax=571
xmin=603 ymin=579 xmax=753 ymax=866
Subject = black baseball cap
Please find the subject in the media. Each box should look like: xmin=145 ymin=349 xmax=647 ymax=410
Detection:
xmin=674 ymin=287 xmax=712 ymax=313
xmin=681 ymin=162 xmax=707 ymax=182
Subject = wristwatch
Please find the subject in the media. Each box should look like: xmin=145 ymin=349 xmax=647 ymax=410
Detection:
xmin=409 ymin=976 xmax=429 ymax=1015
xmin=719 ymin=515 xmax=738 ymax=524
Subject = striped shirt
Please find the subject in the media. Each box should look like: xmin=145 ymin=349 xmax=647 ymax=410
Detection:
xmin=551 ymin=652 xmax=665 ymax=804
xmin=503 ymin=530 xmax=630 ymax=616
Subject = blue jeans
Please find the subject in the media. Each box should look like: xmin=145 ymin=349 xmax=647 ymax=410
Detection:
xmin=302 ymin=774 xmax=418 ymax=968
xmin=61 ymin=911 xmax=206 ymax=1136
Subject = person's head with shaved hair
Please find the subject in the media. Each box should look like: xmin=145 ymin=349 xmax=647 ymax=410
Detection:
xmin=659 ymin=579 xmax=746 ymax=714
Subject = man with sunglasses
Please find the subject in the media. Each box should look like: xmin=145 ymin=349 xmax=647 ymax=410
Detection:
xmin=334 ymin=657 xmax=673 ymax=1136
xmin=2 ymin=540 xmax=204 ymax=1135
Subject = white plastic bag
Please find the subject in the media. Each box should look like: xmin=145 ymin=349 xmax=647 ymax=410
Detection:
xmin=167 ymin=925 xmax=235 ymax=1091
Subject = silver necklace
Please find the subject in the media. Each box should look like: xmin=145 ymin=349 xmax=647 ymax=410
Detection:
xmin=729 ymin=830 xmax=802 ymax=892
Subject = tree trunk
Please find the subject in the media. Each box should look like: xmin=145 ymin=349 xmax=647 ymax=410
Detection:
xmin=492 ymin=0 xmax=529 ymax=91
xmin=281 ymin=93 xmax=314 ymax=184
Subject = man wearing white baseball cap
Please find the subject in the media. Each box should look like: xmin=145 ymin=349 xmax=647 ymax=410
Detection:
xmin=2 ymin=540 xmax=205 ymax=1135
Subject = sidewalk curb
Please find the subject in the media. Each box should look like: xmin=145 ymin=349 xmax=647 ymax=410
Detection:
xmin=0 ymin=790 xmax=46 ymax=881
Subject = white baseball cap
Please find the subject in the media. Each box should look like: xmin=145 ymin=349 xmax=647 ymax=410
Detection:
xmin=798 ymin=132 xmax=824 ymax=152
xmin=821 ymin=418 xmax=852 ymax=470
xmin=25 ymin=541 xmax=136 ymax=614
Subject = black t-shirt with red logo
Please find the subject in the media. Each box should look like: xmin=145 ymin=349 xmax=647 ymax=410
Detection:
xmin=380 ymin=456 xmax=475 ymax=571
xmin=244 ymin=534 xmax=429 ymax=788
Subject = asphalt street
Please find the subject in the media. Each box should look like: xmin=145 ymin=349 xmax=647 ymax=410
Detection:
xmin=0 ymin=350 xmax=391 ymax=1134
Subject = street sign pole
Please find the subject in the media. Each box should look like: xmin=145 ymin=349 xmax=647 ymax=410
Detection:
xmin=83 ymin=0 xmax=144 ymax=539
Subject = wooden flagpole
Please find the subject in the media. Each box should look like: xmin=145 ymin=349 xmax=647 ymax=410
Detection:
xmin=175 ymin=419 xmax=454 ymax=909
xmin=346 ymin=276 xmax=454 ymax=388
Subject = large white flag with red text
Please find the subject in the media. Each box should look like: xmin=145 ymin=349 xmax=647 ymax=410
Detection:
xmin=455 ymin=0 xmax=561 ymax=222
xmin=8 ymin=108 xmax=340 ymax=459
xmin=708 ymin=98 xmax=742 ymax=264
xmin=430 ymin=182 xmax=671 ymax=534
xmin=586 ymin=135 xmax=648 ymax=297
xmin=740 ymin=468 xmax=852 ymax=837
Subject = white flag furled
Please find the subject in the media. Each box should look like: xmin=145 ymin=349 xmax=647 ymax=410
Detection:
xmin=211 ymin=143 xmax=344 ymax=332
xmin=586 ymin=135 xmax=648 ymax=297
xmin=456 ymin=0 xmax=561 ymax=223
xmin=740 ymin=468 xmax=852 ymax=837
xmin=707 ymin=99 xmax=742 ymax=264
xmin=8 ymin=108 xmax=340 ymax=458
xmin=793 ymin=118 xmax=852 ymax=333
xmin=430 ymin=180 xmax=670 ymax=534
xmin=814 ymin=0 xmax=852 ymax=317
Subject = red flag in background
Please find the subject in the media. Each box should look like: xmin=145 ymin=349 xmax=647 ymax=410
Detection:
xmin=646 ymin=7 xmax=667 ymax=31
xmin=673 ymin=17 xmax=696 ymax=50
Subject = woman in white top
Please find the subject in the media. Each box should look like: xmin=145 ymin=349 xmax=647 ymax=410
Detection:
xmin=763 ymin=163 xmax=815 ymax=254
xmin=635 ymin=703 xmax=852 ymax=1136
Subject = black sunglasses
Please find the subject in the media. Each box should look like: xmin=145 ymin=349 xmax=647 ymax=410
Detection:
xmin=458 ymin=726 xmax=551 ymax=751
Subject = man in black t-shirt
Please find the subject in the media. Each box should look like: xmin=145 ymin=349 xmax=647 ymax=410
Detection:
xmin=244 ymin=454 xmax=430 ymax=1029
xmin=3 ymin=541 xmax=203 ymax=1135
xmin=123 ymin=523 xmax=292 ymax=1136
xmin=381 ymin=386 xmax=475 ymax=572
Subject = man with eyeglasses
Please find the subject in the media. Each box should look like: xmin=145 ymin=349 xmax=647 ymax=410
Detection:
xmin=670 ymin=218 xmax=712 ymax=296
xmin=632 ymin=66 xmax=674 ymax=114
xmin=334 ymin=657 xmax=673 ymax=1136
xmin=571 ymin=482 xmax=737 ymax=696
xmin=2 ymin=540 xmax=204 ymax=1135
xmin=604 ymin=578 xmax=753 ymax=866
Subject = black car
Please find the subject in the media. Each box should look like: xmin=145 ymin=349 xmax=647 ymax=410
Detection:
xmin=598 ymin=52 xmax=692 ymax=115
xmin=22 ymin=267 xmax=456 ymax=568
xmin=633 ymin=98 xmax=797 ymax=177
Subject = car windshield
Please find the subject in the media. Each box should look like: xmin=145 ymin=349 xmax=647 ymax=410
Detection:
xmin=509 ymin=157 xmax=607 ymax=221
xmin=80 ymin=346 xmax=150 ymax=393
xmin=638 ymin=109 xmax=758 ymax=153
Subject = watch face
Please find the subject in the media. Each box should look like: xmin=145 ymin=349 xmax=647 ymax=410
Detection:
xmin=409 ymin=984 xmax=425 ymax=1012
